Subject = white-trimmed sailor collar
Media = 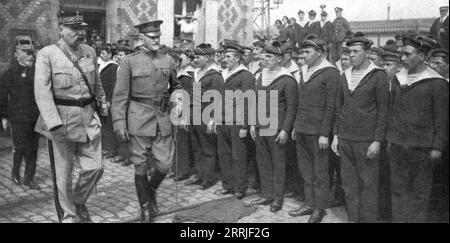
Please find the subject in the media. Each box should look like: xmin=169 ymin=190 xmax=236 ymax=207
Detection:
xmin=194 ymin=64 xmax=221 ymax=82
xmin=301 ymin=58 xmax=336 ymax=83
xmin=344 ymin=61 xmax=381 ymax=86
xmin=177 ymin=66 xmax=195 ymax=79
xmin=221 ymin=64 xmax=249 ymax=81
xmin=396 ymin=66 xmax=444 ymax=86
xmin=261 ymin=67 xmax=294 ymax=86
xmin=320 ymin=20 xmax=331 ymax=28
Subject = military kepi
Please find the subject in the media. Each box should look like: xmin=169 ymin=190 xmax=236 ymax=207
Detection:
xmin=135 ymin=20 xmax=163 ymax=37
xmin=16 ymin=39 xmax=34 ymax=52
xmin=57 ymin=11 xmax=86 ymax=26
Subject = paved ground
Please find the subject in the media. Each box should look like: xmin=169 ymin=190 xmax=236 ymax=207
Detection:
xmin=0 ymin=133 xmax=347 ymax=223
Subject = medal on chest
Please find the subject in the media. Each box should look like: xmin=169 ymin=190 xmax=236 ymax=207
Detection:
xmin=21 ymin=72 xmax=27 ymax=78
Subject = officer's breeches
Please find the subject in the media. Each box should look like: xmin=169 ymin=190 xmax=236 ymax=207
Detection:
xmin=129 ymin=132 xmax=175 ymax=176
xmin=50 ymin=136 xmax=104 ymax=222
xmin=339 ymin=139 xmax=379 ymax=223
xmin=388 ymin=143 xmax=435 ymax=223
xmin=217 ymin=126 xmax=248 ymax=193
xmin=255 ymin=132 xmax=286 ymax=202
xmin=296 ymin=133 xmax=330 ymax=209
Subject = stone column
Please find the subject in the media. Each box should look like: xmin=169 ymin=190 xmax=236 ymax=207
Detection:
xmin=158 ymin=0 xmax=174 ymax=47
xmin=203 ymin=0 xmax=219 ymax=48
xmin=106 ymin=0 xmax=119 ymax=43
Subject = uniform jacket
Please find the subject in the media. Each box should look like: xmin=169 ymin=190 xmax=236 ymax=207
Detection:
xmin=333 ymin=17 xmax=351 ymax=43
xmin=387 ymin=67 xmax=449 ymax=151
xmin=255 ymin=68 xmax=298 ymax=134
xmin=319 ymin=21 xmax=334 ymax=44
xmin=306 ymin=21 xmax=321 ymax=38
xmin=430 ymin=16 xmax=449 ymax=50
xmin=0 ymin=64 xmax=40 ymax=124
xmin=334 ymin=62 xmax=390 ymax=142
xmin=100 ymin=61 xmax=119 ymax=102
xmin=192 ymin=65 xmax=224 ymax=125
xmin=295 ymin=61 xmax=339 ymax=136
xmin=112 ymin=49 xmax=183 ymax=137
xmin=177 ymin=68 xmax=195 ymax=121
xmin=295 ymin=22 xmax=309 ymax=46
xmin=220 ymin=65 xmax=256 ymax=128
xmin=34 ymin=41 xmax=107 ymax=142
xmin=178 ymin=68 xmax=195 ymax=98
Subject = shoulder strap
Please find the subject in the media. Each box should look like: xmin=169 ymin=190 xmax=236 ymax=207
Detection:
xmin=54 ymin=43 xmax=95 ymax=99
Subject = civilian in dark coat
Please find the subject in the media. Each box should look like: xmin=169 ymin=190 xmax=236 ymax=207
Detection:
xmin=387 ymin=35 xmax=449 ymax=223
xmin=288 ymin=39 xmax=339 ymax=223
xmin=0 ymin=45 xmax=40 ymax=190
xmin=216 ymin=44 xmax=256 ymax=199
xmin=185 ymin=44 xmax=224 ymax=190
xmin=429 ymin=6 xmax=449 ymax=51
xmin=249 ymin=44 xmax=298 ymax=213
xmin=331 ymin=37 xmax=390 ymax=223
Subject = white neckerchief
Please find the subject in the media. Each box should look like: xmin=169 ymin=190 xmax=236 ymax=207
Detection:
xmin=261 ymin=67 xmax=294 ymax=87
xmin=221 ymin=64 xmax=248 ymax=81
xmin=298 ymin=19 xmax=308 ymax=27
xmin=177 ymin=66 xmax=195 ymax=79
xmin=320 ymin=20 xmax=331 ymax=28
xmin=99 ymin=60 xmax=118 ymax=73
xmin=345 ymin=61 xmax=381 ymax=91
xmin=284 ymin=60 xmax=300 ymax=74
xmin=194 ymin=64 xmax=220 ymax=82
xmin=396 ymin=66 xmax=444 ymax=86
xmin=301 ymin=58 xmax=335 ymax=83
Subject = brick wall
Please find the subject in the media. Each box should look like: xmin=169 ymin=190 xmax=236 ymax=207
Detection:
xmin=0 ymin=0 xmax=60 ymax=74
xmin=107 ymin=0 xmax=158 ymax=43
xmin=0 ymin=0 xmax=254 ymax=74
xmin=218 ymin=0 xmax=253 ymax=46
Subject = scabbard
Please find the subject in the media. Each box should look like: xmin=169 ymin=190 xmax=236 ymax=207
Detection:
xmin=47 ymin=139 xmax=64 ymax=223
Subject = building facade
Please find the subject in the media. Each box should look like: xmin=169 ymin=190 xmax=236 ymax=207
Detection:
xmin=0 ymin=0 xmax=254 ymax=74
xmin=349 ymin=18 xmax=434 ymax=47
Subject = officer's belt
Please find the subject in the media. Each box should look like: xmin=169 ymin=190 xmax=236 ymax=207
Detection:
xmin=54 ymin=98 xmax=94 ymax=107
xmin=131 ymin=96 xmax=162 ymax=107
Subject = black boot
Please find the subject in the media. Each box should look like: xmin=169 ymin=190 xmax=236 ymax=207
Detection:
xmin=148 ymin=170 xmax=167 ymax=217
xmin=135 ymin=174 xmax=152 ymax=223
xmin=11 ymin=152 xmax=23 ymax=185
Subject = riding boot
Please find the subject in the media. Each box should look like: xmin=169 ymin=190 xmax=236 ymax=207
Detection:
xmin=135 ymin=174 xmax=152 ymax=223
xmin=148 ymin=170 xmax=167 ymax=215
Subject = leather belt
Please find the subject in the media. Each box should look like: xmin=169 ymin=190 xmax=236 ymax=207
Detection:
xmin=54 ymin=98 xmax=94 ymax=107
xmin=131 ymin=96 xmax=162 ymax=106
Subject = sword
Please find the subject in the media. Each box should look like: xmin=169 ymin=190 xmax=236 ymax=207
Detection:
xmin=47 ymin=139 xmax=64 ymax=223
